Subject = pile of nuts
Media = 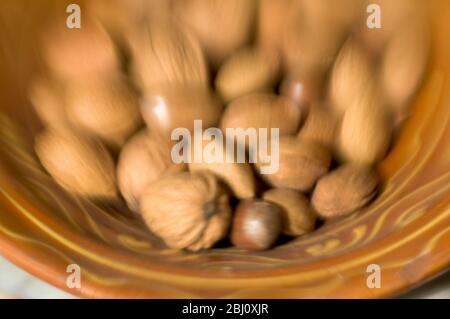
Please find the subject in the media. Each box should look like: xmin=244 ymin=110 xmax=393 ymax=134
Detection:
xmin=31 ymin=0 xmax=428 ymax=251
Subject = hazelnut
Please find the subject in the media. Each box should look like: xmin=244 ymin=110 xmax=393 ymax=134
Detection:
xmin=263 ymin=189 xmax=316 ymax=237
xmin=215 ymin=47 xmax=280 ymax=102
xmin=255 ymin=137 xmax=331 ymax=192
xmin=338 ymin=85 xmax=393 ymax=165
xmin=329 ymin=39 xmax=374 ymax=115
xmin=312 ymin=164 xmax=379 ymax=218
xmin=230 ymin=200 xmax=282 ymax=251
xmin=140 ymin=172 xmax=231 ymax=251
xmin=65 ymin=75 xmax=142 ymax=148
xmin=28 ymin=76 xmax=69 ymax=132
xmin=220 ymin=94 xmax=301 ymax=147
xmin=298 ymin=104 xmax=339 ymax=149
xmin=140 ymin=86 xmax=223 ymax=141
xmin=279 ymin=72 xmax=324 ymax=110
xmin=41 ymin=18 xmax=120 ymax=80
xmin=173 ymin=0 xmax=257 ymax=66
xmin=35 ymin=130 xmax=117 ymax=199
xmin=117 ymin=130 xmax=186 ymax=211
xmin=129 ymin=18 xmax=209 ymax=94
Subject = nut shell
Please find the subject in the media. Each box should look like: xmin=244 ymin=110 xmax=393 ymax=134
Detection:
xmin=312 ymin=164 xmax=378 ymax=218
xmin=117 ymin=130 xmax=186 ymax=211
xmin=231 ymin=200 xmax=282 ymax=251
xmin=329 ymin=39 xmax=374 ymax=115
xmin=35 ymin=130 xmax=117 ymax=199
xmin=263 ymin=189 xmax=316 ymax=236
xmin=140 ymin=172 xmax=231 ymax=251
xmin=215 ymin=47 xmax=280 ymax=102
xmin=220 ymin=94 xmax=301 ymax=148
xmin=65 ymin=75 xmax=142 ymax=148
xmin=298 ymin=104 xmax=339 ymax=148
xmin=28 ymin=76 xmax=69 ymax=132
xmin=41 ymin=19 xmax=120 ymax=80
xmin=338 ymin=86 xmax=393 ymax=165
xmin=174 ymin=0 xmax=257 ymax=66
xmin=256 ymin=137 xmax=331 ymax=192
xmin=140 ymin=86 xmax=223 ymax=141
xmin=130 ymin=18 xmax=209 ymax=94
xmin=188 ymin=140 xmax=256 ymax=199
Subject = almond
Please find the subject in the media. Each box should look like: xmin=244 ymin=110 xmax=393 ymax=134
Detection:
xmin=312 ymin=164 xmax=378 ymax=218
xmin=215 ymin=47 xmax=280 ymax=102
xmin=35 ymin=130 xmax=117 ymax=199
xmin=255 ymin=137 xmax=331 ymax=192
xmin=338 ymin=85 xmax=393 ymax=165
xmin=263 ymin=189 xmax=316 ymax=236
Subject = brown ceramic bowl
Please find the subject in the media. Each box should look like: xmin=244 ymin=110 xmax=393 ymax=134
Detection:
xmin=0 ymin=1 xmax=450 ymax=298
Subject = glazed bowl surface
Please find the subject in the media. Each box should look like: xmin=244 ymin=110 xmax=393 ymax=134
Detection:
xmin=0 ymin=0 xmax=450 ymax=298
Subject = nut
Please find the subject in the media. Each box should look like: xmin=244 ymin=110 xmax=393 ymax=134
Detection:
xmin=35 ymin=130 xmax=117 ymax=199
xmin=298 ymin=104 xmax=339 ymax=148
xmin=280 ymin=72 xmax=324 ymax=110
xmin=263 ymin=189 xmax=316 ymax=236
xmin=28 ymin=76 xmax=69 ymax=132
xmin=312 ymin=164 xmax=379 ymax=218
xmin=255 ymin=137 xmax=331 ymax=192
xmin=188 ymin=139 xmax=256 ymax=199
xmin=381 ymin=21 xmax=429 ymax=111
xmin=117 ymin=130 xmax=186 ymax=211
xmin=65 ymin=75 xmax=142 ymax=148
xmin=230 ymin=199 xmax=282 ymax=250
xmin=41 ymin=18 xmax=120 ymax=80
xmin=338 ymin=85 xmax=393 ymax=165
xmin=329 ymin=39 xmax=374 ymax=114
xmin=140 ymin=172 xmax=231 ymax=251
xmin=173 ymin=0 xmax=257 ymax=66
xmin=220 ymin=94 xmax=301 ymax=147
xmin=140 ymin=86 xmax=223 ymax=141
xmin=130 ymin=18 xmax=209 ymax=94
xmin=215 ymin=47 xmax=280 ymax=102
xmin=257 ymin=0 xmax=299 ymax=56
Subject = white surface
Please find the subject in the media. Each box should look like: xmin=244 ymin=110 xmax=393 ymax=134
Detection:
xmin=0 ymin=254 xmax=448 ymax=299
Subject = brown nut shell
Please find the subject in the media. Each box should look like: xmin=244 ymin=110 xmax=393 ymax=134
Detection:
xmin=312 ymin=164 xmax=379 ymax=219
xmin=188 ymin=139 xmax=256 ymax=200
xmin=215 ymin=47 xmax=280 ymax=102
xmin=28 ymin=76 xmax=69 ymax=132
xmin=263 ymin=189 xmax=316 ymax=236
xmin=220 ymin=94 xmax=301 ymax=148
xmin=130 ymin=18 xmax=209 ymax=94
xmin=173 ymin=0 xmax=257 ymax=66
xmin=338 ymin=86 xmax=393 ymax=165
xmin=65 ymin=76 xmax=142 ymax=148
xmin=41 ymin=19 xmax=120 ymax=80
xmin=329 ymin=39 xmax=374 ymax=115
xmin=256 ymin=137 xmax=331 ymax=192
xmin=230 ymin=199 xmax=282 ymax=251
xmin=140 ymin=86 xmax=223 ymax=141
xmin=35 ymin=130 xmax=117 ymax=199
xmin=381 ymin=21 xmax=429 ymax=111
xmin=140 ymin=172 xmax=231 ymax=251
xmin=298 ymin=104 xmax=339 ymax=149
xmin=117 ymin=130 xmax=186 ymax=211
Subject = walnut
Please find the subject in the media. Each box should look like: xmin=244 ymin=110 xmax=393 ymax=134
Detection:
xmin=140 ymin=172 xmax=231 ymax=251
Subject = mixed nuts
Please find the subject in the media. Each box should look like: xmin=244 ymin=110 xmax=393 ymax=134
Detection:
xmin=31 ymin=0 xmax=428 ymax=252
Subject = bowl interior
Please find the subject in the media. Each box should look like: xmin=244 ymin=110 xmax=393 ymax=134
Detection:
xmin=0 ymin=0 xmax=450 ymax=298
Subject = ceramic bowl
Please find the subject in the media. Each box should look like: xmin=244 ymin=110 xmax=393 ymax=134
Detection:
xmin=0 ymin=0 xmax=449 ymax=298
